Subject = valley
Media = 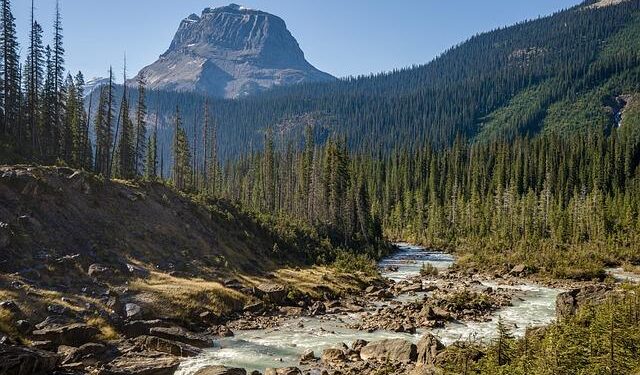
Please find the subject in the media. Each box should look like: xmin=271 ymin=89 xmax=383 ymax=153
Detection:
xmin=1 ymin=0 xmax=640 ymax=374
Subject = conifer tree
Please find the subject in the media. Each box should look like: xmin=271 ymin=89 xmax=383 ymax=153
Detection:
xmin=24 ymin=11 xmax=44 ymax=157
xmin=134 ymin=73 xmax=147 ymax=176
xmin=145 ymin=108 xmax=158 ymax=180
xmin=172 ymin=105 xmax=192 ymax=191
xmin=1 ymin=0 xmax=20 ymax=143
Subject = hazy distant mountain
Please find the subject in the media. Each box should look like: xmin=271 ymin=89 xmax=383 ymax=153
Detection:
xmin=133 ymin=4 xmax=335 ymax=98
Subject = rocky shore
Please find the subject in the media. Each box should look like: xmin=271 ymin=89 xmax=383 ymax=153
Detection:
xmin=0 ymin=245 xmax=629 ymax=375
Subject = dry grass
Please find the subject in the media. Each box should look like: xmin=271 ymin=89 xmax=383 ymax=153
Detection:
xmin=256 ymin=266 xmax=374 ymax=299
xmin=86 ymin=317 xmax=119 ymax=340
xmin=129 ymin=272 xmax=248 ymax=319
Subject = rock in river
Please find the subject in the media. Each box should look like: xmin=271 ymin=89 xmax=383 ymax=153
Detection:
xmin=360 ymin=339 xmax=418 ymax=363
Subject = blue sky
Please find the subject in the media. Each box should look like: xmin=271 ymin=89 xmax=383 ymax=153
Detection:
xmin=14 ymin=0 xmax=581 ymax=81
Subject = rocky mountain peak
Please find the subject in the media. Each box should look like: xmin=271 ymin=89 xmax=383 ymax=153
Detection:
xmin=136 ymin=4 xmax=334 ymax=98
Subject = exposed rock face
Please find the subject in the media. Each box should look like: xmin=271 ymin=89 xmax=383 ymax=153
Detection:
xmin=135 ymin=335 xmax=203 ymax=357
xmin=148 ymin=326 xmax=212 ymax=348
xmin=0 ymin=345 xmax=59 ymax=375
xmin=31 ymin=323 xmax=99 ymax=347
xmin=359 ymin=339 xmax=418 ymax=363
xmin=135 ymin=4 xmax=335 ymax=98
xmin=416 ymin=333 xmax=445 ymax=366
xmin=556 ymin=285 xmax=612 ymax=321
xmin=100 ymin=352 xmax=180 ymax=375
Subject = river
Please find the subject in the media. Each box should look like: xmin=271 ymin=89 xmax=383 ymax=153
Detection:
xmin=176 ymin=243 xmax=564 ymax=374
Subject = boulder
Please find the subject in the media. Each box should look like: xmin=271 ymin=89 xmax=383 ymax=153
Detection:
xmin=216 ymin=325 xmax=234 ymax=337
xmin=58 ymin=342 xmax=110 ymax=365
xmin=510 ymin=264 xmax=527 ymax=276
xmin=359 ymin=339 xmax=417 ymax=363
xmin=194 ymin=365 xmax=247 ymax=375
xmin=352 ymin=339 xmax=368 ymax=352
xmin=149 ymin=326 xmax=212 ymax=348
xmin=16 ymin=320 xmax=33 ymax=335
xmin=416 ymin=333 xmax=445 ymax=365
xmin=122 ymin=320 xmax=172 ymax=338
xmin=135 ymin=335 xmax=202 ymax=357
xmin=0 ymin=344 xmax=59 ymax=375
xmin=125 ymin=303 xmax=143 ymax=319
xmin=88 ymin=263 xmax=112 ymax=279
xmin=321 ymin=348 xmax=346 ymax=363
xmin=299 ymin=349 xmax=317 ymax=364
xmin=556 ymin=285 xmax=612 ymax=321
xmin=0 ymin=300 xmax=21 ymax=315
xmin=264 ymin=368 xmax=302 ymax=375
xmin=254 ymin=283 xmax=287 ymax=303
xmin=32 ymin=323 xmax=99 ymax=346
xmin=100 ymin=352 xmax=180 ymax=375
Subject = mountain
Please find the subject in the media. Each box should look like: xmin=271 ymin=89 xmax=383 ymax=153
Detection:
xmin=103 ymin=0 xmax=639 ymax=174
xmin=134 ymin=4 xmax=335 ymax=98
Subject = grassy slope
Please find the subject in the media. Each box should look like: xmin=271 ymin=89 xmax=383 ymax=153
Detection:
xmin=0 ymin=166 xmax=375 ymax=333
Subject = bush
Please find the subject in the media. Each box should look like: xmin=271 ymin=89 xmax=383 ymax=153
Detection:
xmin=332 ymin=250 xmax=379 ymax=277
xmin=420 ymin=262 xmax=439 ymax=276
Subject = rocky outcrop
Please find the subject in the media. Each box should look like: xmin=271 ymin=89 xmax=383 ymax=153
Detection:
xmin=135 ymin=335 xmax=203 ymax=357
xmin=100 ymin=352 xmax=181 ymax=375
xmin=0 ymin=345 xmax=59 ymax=375
xmin=254 ymin=283 xmax=287 ymax=304
xmin=359 ymin=339 xmax=418 ymax=363
xmin=416 ymin=334 xmax=445 ymax=366
xmin=135 ymin=4 xmax=335 ymax=98
xmin=31 ymin=323 xmax=99 ymax=347
xmin=148 ymin=326 xmax=212 ymax=348
xmin=556 ymin=285 xmax=612 ymax=321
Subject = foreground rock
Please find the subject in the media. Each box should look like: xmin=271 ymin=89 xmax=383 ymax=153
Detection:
xmin=360 ymin=339 xmax=417 ymax=363
xmin=31 ymin=323 xmax=99 ymax=346
xmin=265 ymin=368 xmax=302 ymax=375
xmin=194 ymin=365 xmax=247 ymax=375
xmin=135 ymin=335 xmax=203 ymax=357
xmin=100 ymin=352 xmax=180 ymax=375
xmin=149 ymin=326 xmax=212 ymax=348
xmin=0 ymin=344 xmax=59 ymax=375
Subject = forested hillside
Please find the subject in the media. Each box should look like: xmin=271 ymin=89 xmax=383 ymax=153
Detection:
xmin=97 ymin=0 xmax=640 ymax=170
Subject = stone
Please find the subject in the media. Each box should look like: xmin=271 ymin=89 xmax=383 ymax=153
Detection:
xmin=217 ymin=325 xmax=234 ymax=337
xmin=352 ymin=339 xmax=368 ymax=351
xmin=16 ymin=320 xmax=32 ymax=335
xmin=58 ymin=342 xmax=109 ymax=365
xmin=194 ymin=365 xmax=247 ymax=375
xmin=416 ymin=333 xmax=445 ymax=365
xmin=125 ymin=303 xmax=143 ymax=319
xmin=299 ymin=349 xmax=317 ymax=364
xmin=321 ymin=347 xmax=345 ymax=363
xmin=0 ymin=344 xmax=59 ymax=375
xmin=122 ymin=320 xmax=171 ymax=338
xmin=254 ymin=283 xmax=287 ymax=303
xmin=47 ymin=304 xmax=68 ymax=315
xmin=359 ymin=339 xmax=418 ymax=363
xmin=264 ymin=368 xmax=302 ymax=375
xmin=135 ymin=335 xmax=203 ymax=357
xmin=100 ymin=352 xmax=180 ymax=375
xmin=149 ymin=326 xmax=212 ymax=348
xmin=510 ymin=264 xmax=527 ymax=275
xmin=126 ymin=263 xmax=150 ymax=278
xmin=32 ymin=323 xmax=99 ymax=346
xmin=88 ymin=263 xmax=112 ymax=278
